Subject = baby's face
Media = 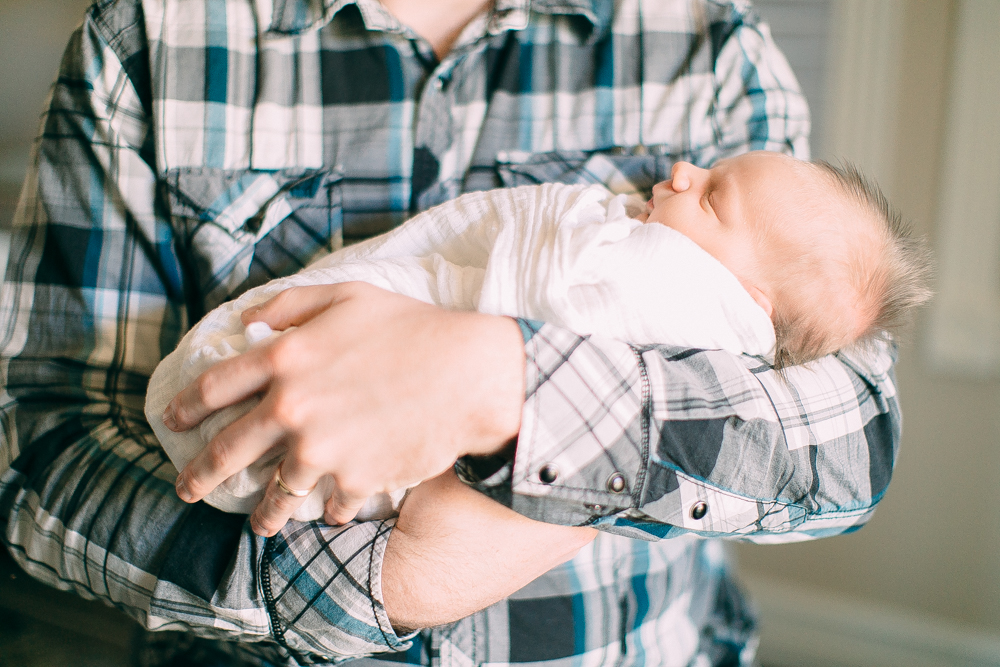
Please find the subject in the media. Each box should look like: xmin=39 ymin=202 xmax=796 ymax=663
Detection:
xmin=641 ymin=151 xmax=814 ymax=284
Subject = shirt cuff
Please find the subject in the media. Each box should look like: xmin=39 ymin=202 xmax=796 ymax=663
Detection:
xmin=263 ymin=517 xmax=416 ymax=660
xmin=475 ymin=320 xmax=649 ymax=526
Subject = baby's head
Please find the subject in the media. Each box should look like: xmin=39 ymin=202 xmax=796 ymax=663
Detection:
xmin=641 ymin=151 xmax=932 ymax=369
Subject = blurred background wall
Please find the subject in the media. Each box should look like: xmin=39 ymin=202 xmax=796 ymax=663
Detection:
xmin=0 ymin=1 xmax=998 ymax=666
xmin=744 ymin=1 xmax=1000 ymax=665
xmin=0 ymin=0 xmax=94 ymax=228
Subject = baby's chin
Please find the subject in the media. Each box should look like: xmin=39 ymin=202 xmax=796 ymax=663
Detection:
xmin=634 ymin=198 xmax=652 ymax=222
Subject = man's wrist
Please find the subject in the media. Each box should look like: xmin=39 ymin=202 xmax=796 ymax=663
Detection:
xmin=459 ymin=313 xmax=525 ymax=458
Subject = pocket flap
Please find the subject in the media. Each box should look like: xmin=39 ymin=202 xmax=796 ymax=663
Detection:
xmin=165 ymin=168 xmax=343 ymax=312
xmin=496 ymin=149 xmax=677 ymax=196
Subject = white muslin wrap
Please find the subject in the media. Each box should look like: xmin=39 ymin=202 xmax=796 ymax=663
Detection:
xmin=145 ymin=183 xmax=775 ymax=521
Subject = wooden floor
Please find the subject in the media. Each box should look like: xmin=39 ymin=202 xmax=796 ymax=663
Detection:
xmin=0 ymin=549 xmax=134 ymax=666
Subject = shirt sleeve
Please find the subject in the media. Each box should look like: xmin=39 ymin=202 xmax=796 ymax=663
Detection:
xmin=0 ymin=3 xmax=407 ymax=660
xmin=471 ymin=323 xmax=899 ymax=542
xmin=466 ymin=11 xmax=897 ymax=543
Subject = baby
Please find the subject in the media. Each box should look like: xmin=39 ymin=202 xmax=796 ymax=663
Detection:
xmin=145 ymin=151 xmax=931 ymax=522
xmin=639 ymin=150 xmax=931 ymax=368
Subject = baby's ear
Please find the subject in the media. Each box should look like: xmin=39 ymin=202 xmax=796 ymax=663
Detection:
xmin=742 ymin=282 xmax=773 ymax=318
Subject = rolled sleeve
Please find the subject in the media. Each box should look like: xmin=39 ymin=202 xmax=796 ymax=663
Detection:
xmin=263 ymin=518 xmax=415 ymax=659
xmin=480 ymin=320 xmax=900 ymax=543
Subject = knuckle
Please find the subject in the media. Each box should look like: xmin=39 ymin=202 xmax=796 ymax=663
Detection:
xmin=193 ymin=372 xmax=223 ymax=407
xmin=270 ymin=492 xmax=300 ymax=513
xmin=261 ymin=486 xmax=302 ymax=521
xmin=293 ymin=446 xmax=327 ymax=472
xmin=264 ymin=335 xmax=301 ymax=371
xmin=334 ymin=482 xmax=370 ymax=507
xmin=268 ymin=392 xmax=303 ymax=429
xmin=268 ymin=287 xmax=298 ymax=310
xmin=204 ymin=442 xmax=235 ymax=472
xmin=169 ymin=400 xmax=196 ymax=427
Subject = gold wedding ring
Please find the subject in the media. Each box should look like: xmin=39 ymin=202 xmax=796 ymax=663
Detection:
xmin=274 ymin=465 xmax=313 ymax=498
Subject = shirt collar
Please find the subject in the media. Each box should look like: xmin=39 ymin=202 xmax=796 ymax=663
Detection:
xmin=263 ymin=0 xmax=609 ymax=40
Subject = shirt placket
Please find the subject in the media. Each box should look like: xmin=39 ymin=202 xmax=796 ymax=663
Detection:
xmin=410 ymin=50 xmax=462 ymax=210
xmin=412 ymin=21 xmax=506 ymax=210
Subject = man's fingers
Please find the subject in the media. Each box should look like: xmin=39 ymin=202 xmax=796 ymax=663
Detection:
xmin=163 ymin=349 xmax=273 ymax=432
xmin=241 ymin=284 xmax=358 ymax=330
xmin=250 ymin=460 xmax=324 ymax=536
xmin=323 ymin=485 xmax=371 ymax=526
xmin=175 ymin=410 xmax=284 ymax=503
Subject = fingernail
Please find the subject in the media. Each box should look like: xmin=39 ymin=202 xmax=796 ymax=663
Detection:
xmin=175 ymin=476 xmax=192 ymax=502
xmin=162 ymin=404 xmax=177 ymax=431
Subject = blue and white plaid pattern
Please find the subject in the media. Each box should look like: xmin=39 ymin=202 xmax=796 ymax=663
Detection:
xmin=0 ymin=0 xmax=898 ymax=665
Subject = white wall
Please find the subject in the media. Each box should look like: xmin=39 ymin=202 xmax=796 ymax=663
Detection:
xmin=738 ymin=1 xmax=1000 ymax=663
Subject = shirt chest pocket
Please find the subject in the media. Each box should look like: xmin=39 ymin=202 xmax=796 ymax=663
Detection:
xmin=164 ymin=168 xmax=344 ymax=314
xmin=494 ymin=149 xmax=679 ymax=197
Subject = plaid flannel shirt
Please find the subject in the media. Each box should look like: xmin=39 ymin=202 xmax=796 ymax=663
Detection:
xmin=0 ymin=0 xmax=901 ymax=665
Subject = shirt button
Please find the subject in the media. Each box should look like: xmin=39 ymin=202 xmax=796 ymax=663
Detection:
xmin=690 ymin=501 xmax=708 ymax=520
xmin=539 ymin=464 xmax=559 ymax=484
xmin=434 ymin=77 xmax=445 ymax=91
xmin=607 ymin=472 xmax=627 ymax=493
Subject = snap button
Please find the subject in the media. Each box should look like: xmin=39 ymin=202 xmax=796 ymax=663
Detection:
xmin=434 ymin=77 xmax=445 ymax=91
xmin=584 ymin=503 xmax=604 ymax=513
xmin=539 ymin=464 xmax=559 ymax=484
xmin=607 ymin=472 xmax=627 ymax=493
xmin=690 ymin=501 xmax=708 ymax=520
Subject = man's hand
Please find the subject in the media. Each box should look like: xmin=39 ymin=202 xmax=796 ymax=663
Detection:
xmin=383 ymin=469 xmax=598 ymax=630
xmin=164 ymin=282 xmax=525 ymax=536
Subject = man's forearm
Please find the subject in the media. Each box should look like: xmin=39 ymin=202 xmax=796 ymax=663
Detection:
xmin=381 ymin=470 xmax=597 ymax=630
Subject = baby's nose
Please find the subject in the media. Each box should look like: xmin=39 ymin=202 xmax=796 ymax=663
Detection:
xmin=669 ymin=162 xmax=694 ymax=191
xmin=669 ymin=161 xmax=708 ymax=191
xmin=671 ymin=161 xmax=707 ymax=178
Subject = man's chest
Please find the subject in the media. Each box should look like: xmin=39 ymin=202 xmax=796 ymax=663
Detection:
xmin=152 ymin=4 xmax=715 ymax=312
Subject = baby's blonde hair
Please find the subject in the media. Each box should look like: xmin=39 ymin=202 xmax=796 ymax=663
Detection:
xmin=763 ymin=160 xmax=933 ymax=370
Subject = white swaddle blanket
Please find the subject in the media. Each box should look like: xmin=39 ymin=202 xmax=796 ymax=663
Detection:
xmin=145 ymin=183 xmax=775 ymax=522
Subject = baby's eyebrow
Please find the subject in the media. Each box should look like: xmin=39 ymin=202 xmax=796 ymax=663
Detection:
xmin=710 ymin=168 xmax=742 ymax=223
xmin=710 ymin=163 xmax=732 ymax=187
xmin=706 ymin=169 xmax=724 ymax=199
